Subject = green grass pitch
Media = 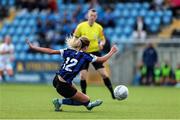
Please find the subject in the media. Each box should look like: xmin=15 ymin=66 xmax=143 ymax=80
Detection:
xmin=0 ymin=83 xmax=180 ymax=119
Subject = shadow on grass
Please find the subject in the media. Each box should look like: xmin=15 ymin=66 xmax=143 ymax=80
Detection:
xmin=49 ymin=109 xmax=103 ymax=114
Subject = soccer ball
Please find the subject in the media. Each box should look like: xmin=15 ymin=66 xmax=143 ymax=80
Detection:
xmin=114 ymin=85 xmax=129 ymax=100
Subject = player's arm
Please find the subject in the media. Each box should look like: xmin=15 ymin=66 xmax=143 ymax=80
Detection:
xmin=0 ymin=46 xmax=11 ymax=54
xmin=0 ymin=50 xmax=10 ymax=54
xmin=95 ymin=45 xmax=118 ymax=63
xmin=26 ymin=39 xmax=60 ymax=54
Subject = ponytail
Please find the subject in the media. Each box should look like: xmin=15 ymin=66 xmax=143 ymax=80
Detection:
xmin=66 ymin=36 xmax=90 ymax=50
xmin=66 ymin=36 xmax=81 ymax=50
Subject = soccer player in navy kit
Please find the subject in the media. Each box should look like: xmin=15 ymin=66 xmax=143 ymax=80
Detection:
xmin=26 ymin=36 xmax=117 ymax=111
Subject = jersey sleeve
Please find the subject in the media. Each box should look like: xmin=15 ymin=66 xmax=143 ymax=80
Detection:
xmin=86 ymin=54 xmax=97 ymax=63
xmin=59 ymin=49 xmax=65 ymax=57
xmin=73 ymin=24 xmax=81 ymax=38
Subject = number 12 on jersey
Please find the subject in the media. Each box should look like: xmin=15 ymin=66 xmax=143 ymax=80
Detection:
xmin=62 ymin=57 xmax=78 ymax=72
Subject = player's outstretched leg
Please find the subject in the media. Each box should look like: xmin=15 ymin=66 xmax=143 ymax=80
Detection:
xmin=86 ymin=100 xmax=103 ymax=111
xmin=52 ymin=98 xmax=62 ymax=111
xmin=52 ymin=98 xmax=102 ymax=111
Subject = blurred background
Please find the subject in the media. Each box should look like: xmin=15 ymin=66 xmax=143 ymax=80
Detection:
xmin=0 ymin=0 xmax=180 ymax=86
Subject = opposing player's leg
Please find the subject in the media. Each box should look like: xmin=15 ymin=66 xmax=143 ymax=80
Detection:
xmin=80 ymin=69 xmax=88 ymax=94
xmin=97 ymin=68 xmax=115 ymax=99
xmin=0 ymin=63 xmax=6 ymax=82
xmin=3 ymin=64 xmax=14 ymax=81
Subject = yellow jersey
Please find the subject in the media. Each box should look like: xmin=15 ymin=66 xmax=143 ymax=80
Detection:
xmin=74 ymin=21 xmax=105 ymax=53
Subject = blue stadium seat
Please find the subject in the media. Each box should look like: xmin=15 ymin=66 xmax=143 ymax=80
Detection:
xmin=139 ymin=9 xmax=147 ymax=17
xmin=19 ymin=19 xmax=27 ymax=27
xmin=35 ymin=53 xmax=43 ymax=60
xmin=43 ymin=54 xmax=51 ymax=60
xmin=1 ymin=0 xmax=7 ymax=6
xmin=52 ymin=55 xmax=61 ymax=61
xmin=13 ymin=19 xmax=20 ymax=27
xmin=28 ymin=35 xmax=36 ymax=42
xmin=12 ymin=35 xmax=19 ymax=44
xmin=111 ymin=34 xmax=119 ymax=43
xmin=131 ymin=9 xmax=138 ymax=18
xmin=16 ymin=27 xmax=24 ymax=35
xmin=125 ymin=3 xmax=133 ymax=10
xmin=113 ymin=9 xmax=121 ymax=18
xmin=28 ymin=19 xmax=36 ymax=27
xmin=15 ymin=44 xmax=23 ymax=52
xmin=67 ymin=4 xmax=76 ymax=11
xmin=127 ymin=18 xmax=135 ymax=26
xmin=119 ymin=35 xmax=129 ymax=42
xmin=24 ymin=27 xmax=32 ymax=36
xmin=149 ymin=25 xmax=159 ymax=33
xmin=144 ymin=17 xmax=152 ymax=25
xmin=123 ymin=26 xmax=133 ymax=37
xmin=154 ymin=17 xmax=161 ymax=25
xmin=21 ymin=44 xmax=29 ymax=51
xmin=142 ymin=3 xmax=150 ymax=10
xmin=3 ymin=22 xmax=11 ymax=29
xmin=9 ymin=0 xmax=15 ymax=6
xmin=148 ymin=11 xmax=156 ymax=18
xmin=162 ymin=11 xmax=172 ymax=25
xmin=19 ymin=35 xmax=26 ymax=43
xmin=122 ymin=9 xmax=129 ymax=18
xmin=105 ymin=28 xmax=114 ymax=37
xmin=156 ymin=10 xmax=163 ymax=18
xmin=116 ymin=3 xmax=124 ymax=11
xmin=0 ymin=35 xmax=3 ymax=41
xmin=115 ymin=27 xmax=123 ymax=37
xmin=81 ymin=4 xmax=89 ymax=13
xmin=133 ymin=3 xmax=141 ymax=11
xmin=8 ymin=27 xmax=16 ymax=36
xmin=1 ymin=27 xmax=8 ymax=36
xmin=116 ymin=18 xmax=125 ymax=27
xmin=23 ymin=14 xmax=31 ymax=20
xmin=27 ymin=53 xmax=34 ymax=60
xmin=52 ymin=45 xmax=64 ymax=50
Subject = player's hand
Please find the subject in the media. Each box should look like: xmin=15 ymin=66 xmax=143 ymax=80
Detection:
xmin=26 ymin=39 xmax=33 ymax=49
xmin=111 ymin=45 xmax=118 ymax=53
xmin=99 ymin=42 xmax=105 ymax=50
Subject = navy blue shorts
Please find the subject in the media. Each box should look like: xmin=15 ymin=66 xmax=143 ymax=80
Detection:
xmin=53 ymin=75 xmax=77 ymax=98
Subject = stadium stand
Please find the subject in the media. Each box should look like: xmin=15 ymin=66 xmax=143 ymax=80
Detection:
xmin=0 ymin=1 xmax=173 ymax=62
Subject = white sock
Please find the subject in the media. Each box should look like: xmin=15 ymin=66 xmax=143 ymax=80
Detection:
xmin=58 ymin=99 xmax=62 ymax=104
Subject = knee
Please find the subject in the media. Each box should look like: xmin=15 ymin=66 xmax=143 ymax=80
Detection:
xmin=80 ymin=71 xmax=87 ymax=80
xmin=100 ymin=72 xmax=109 ymax=79
xmin=80 ymin=74 xmax=86 ymax=80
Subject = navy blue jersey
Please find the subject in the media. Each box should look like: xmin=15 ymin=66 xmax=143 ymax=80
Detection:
xmin=57 ymin=48 xmax=97 ymax=84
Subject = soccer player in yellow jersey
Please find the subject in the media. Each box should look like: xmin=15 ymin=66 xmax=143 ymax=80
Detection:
xmin=74 ymin=9 xmax=115 ymax=99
